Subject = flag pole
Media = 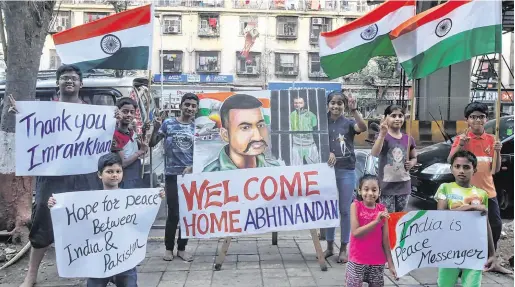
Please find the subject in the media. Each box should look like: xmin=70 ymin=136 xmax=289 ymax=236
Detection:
xmin=406 ymin=79 xmax=416 ymax=160
xmin=492 ymin=52 xmax=502 ymax=172
xmin=142 ymin=70 xmax=153 ymax=181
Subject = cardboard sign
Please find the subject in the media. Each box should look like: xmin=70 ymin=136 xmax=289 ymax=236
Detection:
xmin=389 ymin=210 xmax=488 ymax=277
xmin=178 ymin=163 xmax=339 ymax=238
xmin=51 ymin=188 xmax=161 ymax=278
xmin=15 ymin=101 xmax=116 ymax=176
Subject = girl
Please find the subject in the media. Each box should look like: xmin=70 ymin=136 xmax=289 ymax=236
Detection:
xmin=324 ymin=91 xmax=367 ymax=263
xmin=371 ymin=105 xmax=417 ymax=213
xmin=347 ymin=174 xmax=397 ymax=287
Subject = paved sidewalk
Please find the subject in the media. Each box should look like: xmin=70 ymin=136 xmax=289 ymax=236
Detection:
xmin=1 ymin=230 xmax=513 ymax=287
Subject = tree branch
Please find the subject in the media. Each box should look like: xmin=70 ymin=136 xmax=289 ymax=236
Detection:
xmin=0 ymin=6 xmax=7 ymax=64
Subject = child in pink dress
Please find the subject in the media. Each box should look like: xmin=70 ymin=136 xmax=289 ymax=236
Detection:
xmin=346 ymin=174 xmax=398 ymax=287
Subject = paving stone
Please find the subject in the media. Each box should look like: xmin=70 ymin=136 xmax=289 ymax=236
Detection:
xmin=160 ymin=271 xmax=187 ymax=284
xmin=192 ymin=255 xmax=215 ymax=263
xmin=262 ymin=268 xmax=288 ymax=278
xmin=260 ymin=261 xmax=285 ymax=269
xmin=237 ymin=261 xmax=260 ymax=269
xmin=259 ymin=253 xmax=282 ymax=261
xmin=184 ymin=270 xmax=213 ymax=286
xmin=409 ymin=268 xmax=438 ymax=285
xmin=165 ymin=260 xmax=191 ymax=271
xmin=279 ymin=247 xmax=301 ymax=254
xmin=137 ymin=272 xmax=163 ymax=287
xmin=140 ymin=262 xmax=168 ymax=272
xmin=238 ymin=255 xmax=260 ymax=262
xmin=263 ymin=278 xmax=290 ymax=287
xmin=189 ymin=262 xmax=215 ymax=271
xmin=281 ymin=253 xmax=304 ymax=261
xmin=288 ymin=276 xmax=317 ymax=286
xmin=484 ymin=272 xmax=515 ymax=284
xmin=286 ymin=267 xmax=312 ymax=277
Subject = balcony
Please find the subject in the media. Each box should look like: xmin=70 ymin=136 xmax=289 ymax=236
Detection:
xmin=304 ymin=0 xmax=338 ymax=11
xmin=156 ymin=0 xmax=225 ymax=7
xmin=233 ymin=0 xmax=268 ymax=9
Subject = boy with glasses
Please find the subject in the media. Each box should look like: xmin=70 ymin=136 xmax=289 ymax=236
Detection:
xmin=447 ymin=102 xmax=511 ymax=274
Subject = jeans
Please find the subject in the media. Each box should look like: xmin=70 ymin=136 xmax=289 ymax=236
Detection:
xmin=488 ymin=197 xmax=502 ymax=250
xmin=324 ymin=168 xmax=356 ymax=244
xmin=165 ymin=175 xmax=188 ymax=251
xmin=87 ymin=267 xmax=138 ymax=287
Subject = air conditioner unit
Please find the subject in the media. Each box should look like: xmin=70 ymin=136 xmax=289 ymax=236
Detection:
xmin=312 ymin=18 xmax=323 ymax=25
xmin=52 ymin=24 xmax=66 ymax=32
xmin=166 ymin=26 xmax=178 ymax=33
xmin=246 ymin=66 xmax=257 ymax=74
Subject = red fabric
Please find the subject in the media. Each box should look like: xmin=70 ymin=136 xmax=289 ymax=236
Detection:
xmin=209 ymin=18 xmax=217 ymax=27
xmin=113 ymin=129 xmax=134 ymax=150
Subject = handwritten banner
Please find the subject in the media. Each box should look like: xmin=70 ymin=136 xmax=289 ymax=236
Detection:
xmin=177 ymin=163 xmax=339 ymax=238
xmin=15 ymin=101 xmax=116 ymax=176
xmin=51 ymin=188 xmax=161 ymax=278
xmin=389 ymin=210 xmax=488 ymax=277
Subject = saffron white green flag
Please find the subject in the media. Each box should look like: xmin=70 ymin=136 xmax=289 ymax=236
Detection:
xmin=319 ymin=0 xmax=415 ymax=79
xmin=52 ymin=5 xmax=153 ymax=71
xmin=391 ymin=0 xmax=502 ymax=79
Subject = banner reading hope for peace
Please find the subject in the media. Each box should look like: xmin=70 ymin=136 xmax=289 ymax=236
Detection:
xmin=51 ymin=188 xmax=161 ymax=278
xmin=177 ymin=163 xmax=339 ymax=238
xmin=15 ymin=101 xmax=116 ymax=176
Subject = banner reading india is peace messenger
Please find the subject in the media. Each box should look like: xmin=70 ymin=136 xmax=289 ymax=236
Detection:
xmin=51 ymin=188 xmax=161 ymax=278
xmin=15 ymin=101 xmax=116 ymax=176
xmin=388 ymin=210 xmax=488 ymax=277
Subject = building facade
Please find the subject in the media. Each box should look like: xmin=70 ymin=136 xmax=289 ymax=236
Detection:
xmin=39 ymin=0 xmax=376 ymax=88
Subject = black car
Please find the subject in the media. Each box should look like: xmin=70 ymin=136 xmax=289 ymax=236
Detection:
xmin=410 ymin=116 xmax=514 ymax=217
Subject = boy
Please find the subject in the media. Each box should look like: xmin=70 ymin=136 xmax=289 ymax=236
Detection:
xmin=436 ymin=150 xmax=496 ymax=287
xmin=113 ymin=97 xmax=148 ymax=189
xmin=149 ymin=93 xmax=199 ymax=262
xmin=447 ymin=102 xmax=510 ymax=274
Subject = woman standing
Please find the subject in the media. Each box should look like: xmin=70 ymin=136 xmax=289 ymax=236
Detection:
xmin=324 ymin=91 xmax=368 ymax=263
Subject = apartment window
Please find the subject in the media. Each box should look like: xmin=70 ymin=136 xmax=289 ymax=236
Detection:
xmin=275 ymin=53 xmax=298 ymax=76
xmin=196 ymin=51 xmax=220 ymax=72
xmin=156 ymin=0 xmax=182 ymax=6
xmin=239 ymin=16 xmax=258 ymax=35
xmin=163 ymin=15 xmax=181 ymax=34
xmin=310 ymin=18 xmax=332 ymax=44
xmin=49 ymin=49 xmax=62 ymax=69
xmin=50 ymin=11 xmax=72 ymax=33
xmin=198 ymin=14 xmax=220 ymax=37
xmin=236 ymin=52 xmax=261 ymax=75
xmin=84 ymin=12 xmax=109 ymax=24
xmin=308 ymin=53 xmax=327 ymax=78
xmin=161 ymin=50 xmax=183 ymax=73
xmin=276 ymin=16 xmax=298 ymax=39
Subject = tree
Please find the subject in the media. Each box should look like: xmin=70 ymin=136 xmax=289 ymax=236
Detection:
xmin=0 ymin=1 xmax=56 ymax=242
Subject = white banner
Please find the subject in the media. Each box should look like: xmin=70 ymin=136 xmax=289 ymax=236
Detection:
xmin=51 ymin=188 xmax=161 ymax=278
xmin=390 ymin=210 xmax=488 ymax=277
xmin=15 ymin=101 xmax=116 ymax=176
xmin=177 ymin=163 xmax=339 ymax=238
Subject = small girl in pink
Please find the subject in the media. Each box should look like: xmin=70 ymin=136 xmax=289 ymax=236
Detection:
xmin=346 ymin=174 xmax=398 ymax=287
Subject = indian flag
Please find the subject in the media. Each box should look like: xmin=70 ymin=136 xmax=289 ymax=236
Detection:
xmin=319 ymin=0 xmax=415 ymax=79
xmin=391 ymin=0 xmax=502 ymax=80
xmin=196 ymin=91 xmax=271 ymax=128
xmin=52 ymin=4 xmax=153 ymax=71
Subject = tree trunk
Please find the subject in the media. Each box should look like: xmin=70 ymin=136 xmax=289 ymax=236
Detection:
xmin=0 ymin=1 xmax=55 ymax=242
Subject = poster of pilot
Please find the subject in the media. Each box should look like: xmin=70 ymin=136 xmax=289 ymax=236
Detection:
xmin=192 ymin=91 xmax=283 ymax=173
xmin=270 ymin=89 xmax=329 ymax=166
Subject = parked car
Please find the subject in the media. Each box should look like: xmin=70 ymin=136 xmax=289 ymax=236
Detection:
xmin=410 ymin=116 xmax=514 ymax=218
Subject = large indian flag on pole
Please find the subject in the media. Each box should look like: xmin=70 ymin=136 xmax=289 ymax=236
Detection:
xmin=319 ymin=0 xmax=415 ymax=79
xmin=52 ymin=4 xmax=153 ymax=71
xmin=391 ymin=0 xmax=502 ymax=80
